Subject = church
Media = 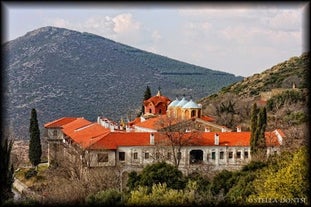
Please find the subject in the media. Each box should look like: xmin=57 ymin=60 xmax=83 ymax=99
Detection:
xmin=45 ymin=89 xmax=285 ymax=176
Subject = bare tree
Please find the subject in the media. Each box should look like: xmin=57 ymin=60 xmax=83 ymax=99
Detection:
xmin=155 ymin=116 xmax=202 ymax=168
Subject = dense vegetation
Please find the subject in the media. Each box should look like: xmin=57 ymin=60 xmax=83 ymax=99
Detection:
xmin=84 ymin=147 xmax=309 ymax=206
xmin=3 ymin=26 xmax=242 ymax=139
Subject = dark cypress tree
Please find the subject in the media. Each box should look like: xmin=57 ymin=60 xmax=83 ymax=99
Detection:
xmin=139 ymin=86 xmax=152 ymax=116
xmin=250 ymin=103 xmax=259 ymax=153
xmin=257 ymin=107 xmax=267 ymax=149
xmin=144 ymin=85 xmax=152 ymax=101
xmin=251 ymin=104 xmax=267 ymax=156
xmin=29 ymin=108 xmax=42 ymax=167
xmin=0 ymin=135 xmax=14 ymax=203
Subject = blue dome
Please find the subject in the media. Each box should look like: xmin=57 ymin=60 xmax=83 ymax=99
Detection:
xmin=168 ymin=97 xmax=180 ymax=108
xmin=176 ymin=97 xmax=188 ymax=107
xmin=182 ymin=100 xmax=201 ymax=109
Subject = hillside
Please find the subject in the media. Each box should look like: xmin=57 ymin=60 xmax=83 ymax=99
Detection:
xmin=218 ymin=52 xmax=309 ymax=97
xmin=199 ymin=52 xmax=309 ymax=148
xmin=2 ymin=26 xmax=242 ymax=139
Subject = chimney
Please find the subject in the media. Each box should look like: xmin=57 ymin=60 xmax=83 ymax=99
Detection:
xmin=221 ymin=126 xmax=226 ymax=132
xmin=237 ymin=126 xmax=241 ymax=132
xmin=214 ymin=133 xmax=219 ymax=145
xmin=150 ymin=133 xmax=155 ymax=145
xmin=110 ymin=125 xmax=114 ymax=132
xmin=205 ymin=127 xmax=210 ymax=132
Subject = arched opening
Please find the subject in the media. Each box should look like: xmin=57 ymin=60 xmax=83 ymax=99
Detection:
xmin=190 ymin=150 xmax=203 ymax=164
xmin=149 ymin=108 xmax=152 ymax=113
xmin=159 ymin=109 xmax=162 ymax=114
xmin=191 ymin=110 xmax=196 ymax=118
xmin=184 ymin=110 xmax=189 ymax=119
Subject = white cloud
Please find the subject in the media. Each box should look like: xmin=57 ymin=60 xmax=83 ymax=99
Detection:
xmin=263 ymin=9 xmax=302 ymax=31
xmin=50 ymin=18 xmax=70 ymax=28
xmin=112 ymin=13 xmax=140 ymax=34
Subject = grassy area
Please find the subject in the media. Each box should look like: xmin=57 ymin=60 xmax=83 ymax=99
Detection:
xmin=14 ymin=163 xmax=49 ymax=188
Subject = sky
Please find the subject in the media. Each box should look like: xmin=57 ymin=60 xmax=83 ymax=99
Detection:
xmin=2 ymin=2 xmax=309 ymax=77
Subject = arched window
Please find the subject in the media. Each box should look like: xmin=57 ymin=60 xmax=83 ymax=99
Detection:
xmin=149 ymin=109 xmax=152 ymax=113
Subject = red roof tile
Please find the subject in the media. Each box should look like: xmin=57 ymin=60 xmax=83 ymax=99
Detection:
xmin=44 ymin=117 xmax=78 ymax=128
xmin=45 ymin=117 xmax=284 ymax=150
xmin=200 ymin=115 xmax=215 ymax=122
xmin=144 ymin=95 xmax=171 ymax=107
xmin=134 ymin=115 xmax=182 ymax=130
xmin=62 ymin=118 xmax=93 ymax=136
xmin=89 ymin=132 xmax=152 ymax=150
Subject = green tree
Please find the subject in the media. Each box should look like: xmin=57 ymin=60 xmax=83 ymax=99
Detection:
xmin=0 ymin=133 xmax=14 ymax=203
xmin=128 ymin=162 xmax=186 ymax=191
xmin=248 ymin=147 xmax=309 ymax=205
xmin=250 ymin=104 xmax=267 ymax=156
xmin=29 ymin=108 xmax=42 ymax=167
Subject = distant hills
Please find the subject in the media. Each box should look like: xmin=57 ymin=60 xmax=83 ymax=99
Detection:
xmin=199 ymin=52 xmax=309 ymax=135
xmin=3 ymin=26 xmax=242 ymax=138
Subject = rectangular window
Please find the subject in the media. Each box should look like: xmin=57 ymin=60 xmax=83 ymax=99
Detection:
xmin=119 ymin=152 xmax=125 ymax=161
xmin=53 ymin=129 xmax=58 ymax=136
xmin=133 ymin=152 xmax=138 ymax=160
xmin=211 ymin=152 xmax=216 ymax=160
xmin=220 ymin=151 xmax=224 ymax=159
xmin=244 ymin=151 xmax=249 ymax=158
xmin=145 ymin=152 xmax=149 ymax=159
xmin=98 ymin=153 xmax=108 ymax=162
xmin=236 ymin=151 xmax=241 ymax=159
xmin=229 ymin=152 xmax=233 ymax=159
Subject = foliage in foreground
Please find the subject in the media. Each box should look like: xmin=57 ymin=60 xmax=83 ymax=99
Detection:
xmin=86 ymin=147 xmax=309 ymax=206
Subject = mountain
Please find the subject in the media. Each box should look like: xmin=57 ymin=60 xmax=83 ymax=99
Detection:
xmin=3 ymin=26 xmax=242 ymax=139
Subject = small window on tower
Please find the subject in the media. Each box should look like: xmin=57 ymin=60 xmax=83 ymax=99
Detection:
xmin=149 ymin=109 xmax=152 ymax=113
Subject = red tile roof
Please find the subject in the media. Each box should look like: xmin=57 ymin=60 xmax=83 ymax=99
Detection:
xmin=87 ymin=130 xmax=282 ymax=150
xmin=134 ymin=115 xmax=182 ymax=130
xmin=45 ymin=117 xmax=284 ymax=150
xmin=44 ymin=117 xmax=78 ymax=128
xmin=200 ymin=115 xmax=215 ymax=122
xmin=144 ymin=95 xmax=171 ymax=107
xmin=62 ymin=118 xmax=93 ymax=136
xmin=88 ymin=132 xmax=153 ymax=150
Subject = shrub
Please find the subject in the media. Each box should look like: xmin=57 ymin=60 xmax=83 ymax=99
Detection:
xmin=241 ymin=161 xmax=266 ymax=172
xmin=86 ymin=189 xmax=123 ymax=206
